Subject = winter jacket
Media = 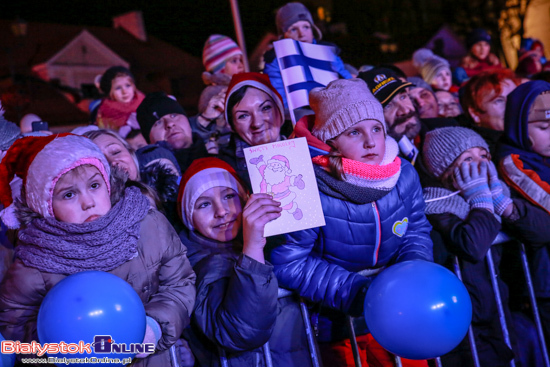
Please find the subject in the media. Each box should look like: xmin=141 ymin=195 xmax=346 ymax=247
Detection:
xmin=0 ymin=209 xmax=196 ymax=367
xmin=180 ymin=229 xmax=312 ymax=367
xmin=270 ymin=159 xmax=433 ymax=342
xmin=262 ymin=40 xmax=352 ymax=109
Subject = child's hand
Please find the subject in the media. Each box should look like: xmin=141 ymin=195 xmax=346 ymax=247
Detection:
xmin=487 ymin=161 xmax=514 ymax=217
xmin=454 ymin=161 xmax=493 ymax=212
xmin=202 ymin=90 xmax=226 ymax=120
xmin=135 ymin=317 xmax=161 ymax=358
xmin=242 ymin=194 xmax=282 ymax=263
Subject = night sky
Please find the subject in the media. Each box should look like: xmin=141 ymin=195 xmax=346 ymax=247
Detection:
xmin=1 ymin=0 xmax=291 ymax=58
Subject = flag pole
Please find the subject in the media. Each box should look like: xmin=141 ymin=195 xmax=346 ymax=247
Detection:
xmin=229 ymin=0 xmax=250 ymax=72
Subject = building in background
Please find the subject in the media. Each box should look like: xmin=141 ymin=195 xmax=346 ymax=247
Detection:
xmin=0 ymin=11 xmax=203 ymax=129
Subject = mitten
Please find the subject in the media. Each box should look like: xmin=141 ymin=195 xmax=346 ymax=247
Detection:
xmin=487 ymin=161 xmax=513 ymax=216
xmin=294 ymin=174 xmax=305 ymax=190
xmin=454 ymin=161 xmax=493 ymax=212
xmin=249 ymin=155 xmax=263 ymax=165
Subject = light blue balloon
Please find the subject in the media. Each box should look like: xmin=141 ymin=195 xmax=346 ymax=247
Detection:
xmin=37 ymin=271 xmax=146 ymax=366
xmin=364 ymin=260 xmax=472 ymax=360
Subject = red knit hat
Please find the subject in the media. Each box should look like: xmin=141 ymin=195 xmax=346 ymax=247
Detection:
xmin=0 ymin=133 xmax=110 ymax=227
xmin=177 ymin=157 xmax=247 ymax=230
xmin=224 ymin=72 xmax=284 ymax=126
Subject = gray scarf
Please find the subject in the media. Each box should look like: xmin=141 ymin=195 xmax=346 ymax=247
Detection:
xmin=16 ymin=186 xmax=150 ymax=275
xmin=423 ymin=187 xmax=470 ymax=220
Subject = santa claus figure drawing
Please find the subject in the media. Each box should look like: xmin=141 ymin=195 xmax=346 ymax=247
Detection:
xmin=249 ymin=154 xmax=305 ymax=220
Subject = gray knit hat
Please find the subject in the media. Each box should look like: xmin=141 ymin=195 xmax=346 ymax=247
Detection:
xmin=422 ymin=127 xmax=490 ymax=178
xmin=310 ymin=78 xmax=385 ymax=142
xmin=0 ymin=105 xmax=21 ymax=151
xmin=276 ymin=2 xmax=322 ymax=40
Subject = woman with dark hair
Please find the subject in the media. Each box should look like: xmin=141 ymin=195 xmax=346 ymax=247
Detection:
xmin=220 ymin=72 xmax=287 ymax=189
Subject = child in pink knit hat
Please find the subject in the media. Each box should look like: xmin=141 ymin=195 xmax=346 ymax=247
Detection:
xmin=0 ymin=133 xmax=195 ymax=366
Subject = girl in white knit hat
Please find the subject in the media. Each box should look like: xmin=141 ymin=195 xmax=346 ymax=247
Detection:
xmin=270 ymin=78 xmax=433 ymax=367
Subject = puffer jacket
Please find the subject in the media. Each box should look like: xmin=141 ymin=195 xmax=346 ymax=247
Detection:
xmin=180 ymin=229 xmax=312 ymax=367
xmin=270 ymin=160 xmax=433 ymax=341
xmin=0 ymin=209 xmax=196 ymax=367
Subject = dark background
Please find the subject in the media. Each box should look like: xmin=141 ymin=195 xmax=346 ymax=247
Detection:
xmin=0 ymin=0 xmax=506 ymax=68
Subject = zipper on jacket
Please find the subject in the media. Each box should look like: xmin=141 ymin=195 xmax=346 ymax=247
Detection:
xmin=371 ymin=202 xmax=382 ymax=266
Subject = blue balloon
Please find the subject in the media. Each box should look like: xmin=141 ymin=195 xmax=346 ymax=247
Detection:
xmin=0 ymin=332 xmax=15 ymax=367
xmin=37 ymin=271 xmax=146 ymax=366
xmin=364 ymin=260 xmax=472 ymax=360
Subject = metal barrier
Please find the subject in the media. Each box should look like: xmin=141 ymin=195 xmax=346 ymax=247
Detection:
xmin=452 ymin=232 xmax=550 ymax=367
xmin=218 ymin=288 xmax=322 ymax=367
xmin=346 ymin=316 xmax=443 ymax=366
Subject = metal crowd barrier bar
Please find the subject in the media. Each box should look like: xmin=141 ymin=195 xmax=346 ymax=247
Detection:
xmin=218 ymin=288 xmax=321 ymax=367
xmin=485 ymin=245 xmax=516 ymax=367
xmin=299 ymin=298 xmax=322 ymax=367
xmin=452 ymin=231 xmax=550 ymax=367
xmin=518 ymin=242 xmax=550 ymax=367
xmin=453 ymin=256 xmax=481 ymax=367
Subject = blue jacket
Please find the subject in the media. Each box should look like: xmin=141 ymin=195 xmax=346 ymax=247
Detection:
xmin=270 ymin=160 xmax=433 ymax=320
xmin=262 ymin=40 xmax=352 ymax=109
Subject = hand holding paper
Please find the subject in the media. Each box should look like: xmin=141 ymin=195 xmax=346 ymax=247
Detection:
xmin=242 ymin=193 xmax=282 ymax=263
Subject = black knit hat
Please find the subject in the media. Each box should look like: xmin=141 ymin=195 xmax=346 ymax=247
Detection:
xmin=466 ymin=29 xmax=491 ymax=50
xmin=136 ymin=92 xmax=186 ymax=143
xmin=99 ymin=66 xmax=134 ymax=95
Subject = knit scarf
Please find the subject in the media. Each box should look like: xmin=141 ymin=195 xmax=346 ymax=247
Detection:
xmin=312 ymin=136 xmax=401 ymax=204
xmin=423 ymin=182 xmax=510 ymax=221
xmin=423 ymin=187 xmax=470 ymax=220
xmin=16 ymin=186 xmax=150 ymax=275
xmin=96 ymin=91 xmax=145 ymax=130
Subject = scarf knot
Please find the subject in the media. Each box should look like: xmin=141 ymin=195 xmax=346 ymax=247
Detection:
xmin=16 ymin=186 xmax=150 ymax=275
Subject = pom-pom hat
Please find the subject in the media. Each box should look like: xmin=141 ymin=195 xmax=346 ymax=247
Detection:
xmin=202 ymin=35 xmax=243 ymax=74
xmin=0 ymin=134 xmax=111 ymax=225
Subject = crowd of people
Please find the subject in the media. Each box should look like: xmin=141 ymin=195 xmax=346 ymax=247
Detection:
xmin=1 ymin=2 xmax=550 ymax=367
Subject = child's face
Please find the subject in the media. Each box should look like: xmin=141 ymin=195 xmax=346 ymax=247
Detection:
xmin=284 ymin=20 xmax=314 ymax=43
xmin=471 ymin=41 xmax=491 ymax=60
xmin=444 ymin=147 xmax=490 ymax=189
xmin=222 ymin=55 xmax=244 ymax=76
xmin=192 ymin=187 xmax=242 ymax=242
xmin=329 ymin=119 xmax=386 ymax=165
xmin=431 ymin=68 xmax=452 ymax=91
xmin=528 ymin=121 xmax=550 ymax=157
xmin=110 ymin=75 xmax=136 ymax=104
xmin=52 ymin=165 xmax=111 ymax=224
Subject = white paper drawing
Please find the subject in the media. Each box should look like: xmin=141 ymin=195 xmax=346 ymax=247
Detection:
xmin=244 ymin=137 xmax=326 ymax=237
